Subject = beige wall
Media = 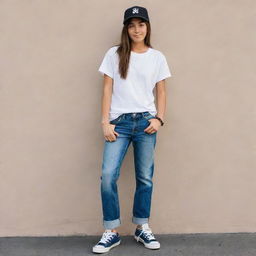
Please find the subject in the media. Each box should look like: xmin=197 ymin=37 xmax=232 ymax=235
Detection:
xmin=1 ymin=0 xmax=255 ymax=236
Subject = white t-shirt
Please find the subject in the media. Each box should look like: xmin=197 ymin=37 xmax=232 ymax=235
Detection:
xmin=98 ymin=46 xmax=172 ymax=121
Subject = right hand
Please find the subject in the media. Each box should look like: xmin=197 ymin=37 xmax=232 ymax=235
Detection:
xmin=102 ymin=123 xmax=120 ymax=142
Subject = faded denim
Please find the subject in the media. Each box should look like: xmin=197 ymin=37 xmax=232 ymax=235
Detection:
xmin=100 ymin=111 xmax=157 ymax=229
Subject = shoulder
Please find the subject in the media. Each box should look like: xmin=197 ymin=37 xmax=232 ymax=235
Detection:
xmin=149 ymin=48 xmax=167 ymax=63
xmin=150 ymin=48 xmax=167 ymax=60
xmin=105 ymin=45 xmax=119 ymax=57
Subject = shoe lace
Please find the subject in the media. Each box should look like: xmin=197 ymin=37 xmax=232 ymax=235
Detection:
xmin=138 ymin=227 xmax=155 ymax=241
xmin=99 ymin=231 xmax=116 ymax=244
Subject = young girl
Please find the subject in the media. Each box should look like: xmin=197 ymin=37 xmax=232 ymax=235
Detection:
xmin=93 ymin=5 xmax=172 ymax=254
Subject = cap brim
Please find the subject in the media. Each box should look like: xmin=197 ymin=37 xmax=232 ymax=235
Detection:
xmin=123 ymin=16 xmax=149 ymax=24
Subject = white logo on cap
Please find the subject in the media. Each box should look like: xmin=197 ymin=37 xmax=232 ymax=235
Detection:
xmin=132 ymin=8 xmax=139 ymax=14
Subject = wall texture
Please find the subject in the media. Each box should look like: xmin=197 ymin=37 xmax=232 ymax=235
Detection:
xmin=0 ymin=0 xmax=255 ymax=236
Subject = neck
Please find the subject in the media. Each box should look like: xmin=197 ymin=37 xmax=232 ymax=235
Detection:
xmin=131 ymin=42 xmax=148 ymax=52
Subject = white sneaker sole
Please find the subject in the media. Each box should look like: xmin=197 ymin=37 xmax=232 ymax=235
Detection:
xmin=92 ymin=239 xmax=121 ymax=253
xmin=134 ymin=235 xmax=160 ymax=249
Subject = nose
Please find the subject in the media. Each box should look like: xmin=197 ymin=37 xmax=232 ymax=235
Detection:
xmin=135 ymin=26 xmax=140 ymax=33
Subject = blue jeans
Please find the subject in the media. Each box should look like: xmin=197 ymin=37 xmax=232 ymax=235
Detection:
xmin=100 ymin=111 xmax=157 ymax=229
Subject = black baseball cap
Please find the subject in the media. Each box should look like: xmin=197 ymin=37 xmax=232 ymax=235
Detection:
xmin=123 ymin=6 xmax=150 ymax=25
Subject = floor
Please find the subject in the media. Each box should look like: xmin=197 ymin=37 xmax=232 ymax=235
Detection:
xmin=0 ymin=233 xmax=256 ymax=256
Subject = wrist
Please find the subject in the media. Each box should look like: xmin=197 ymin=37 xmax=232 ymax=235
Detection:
xmin=155 ymin=115 xmax=164 ymax=122
xmin=154 ymin=115 xmax=164 ymax=126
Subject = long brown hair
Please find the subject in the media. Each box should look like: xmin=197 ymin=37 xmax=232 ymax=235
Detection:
xmin=113 ymin=18 xmax=153 ymax=80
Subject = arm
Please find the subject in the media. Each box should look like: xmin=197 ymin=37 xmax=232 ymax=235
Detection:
xmin=144 ymin=79 xmax=166 ymax=134
xmin=100 ymin=74 xmax=119 ymax=141
xmin=155 ymin=79 xmax=166 ymax=122
xmin=101 ymin=74 xmax=113 ymax=125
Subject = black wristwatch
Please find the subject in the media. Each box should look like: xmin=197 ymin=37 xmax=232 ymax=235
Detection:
xmin=154 ymin=116 xmax=164 ymax=126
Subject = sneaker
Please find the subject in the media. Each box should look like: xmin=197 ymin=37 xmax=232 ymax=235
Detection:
xmin=92 ymin=229 xmax=121 ymax=254
xmin=134 ymin=223 xmax=160 ymax=249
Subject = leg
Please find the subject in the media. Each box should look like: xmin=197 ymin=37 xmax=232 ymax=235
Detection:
xmin=132 ymin=130 xmax=157 ymax=225
xmin=101 ymin=136 xmax=131 ymax=229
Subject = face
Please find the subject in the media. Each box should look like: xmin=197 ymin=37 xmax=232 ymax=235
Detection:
xmin=127 ymin=18 xmax=147 ymax=43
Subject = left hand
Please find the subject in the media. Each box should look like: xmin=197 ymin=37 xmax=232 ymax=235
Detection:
xmin=144 ymin=118 xmax=161 ymax=134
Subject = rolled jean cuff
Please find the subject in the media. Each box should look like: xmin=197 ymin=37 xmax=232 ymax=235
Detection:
xmin=132 ymin=216 xmax=149 ymax=225
xmin=103 ymin=218 xmax=121 ymax=229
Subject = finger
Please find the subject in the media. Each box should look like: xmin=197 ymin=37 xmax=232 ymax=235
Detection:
xmin=144 ymin=125 xmax=152 ymax=132
xmin=145 ymin=130 xmax=153 ymax=134
xmin=106 ymin=135 xmax=114 ymax=142
xmin=114 ymin=131 xmax=119 ymax=136
xmin=148 ymin=128 xmax=156 ymax=134
xmin=111 ymin=133 xmax=117 ymax=141
xmin=145 ymin=125 xmax=155 ymax=132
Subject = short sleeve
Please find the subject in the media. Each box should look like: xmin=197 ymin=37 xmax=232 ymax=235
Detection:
xmin=156 ymin=54 xmax=172 ymax=83
xmin=98 ymin=50 xmax=114 ymax=79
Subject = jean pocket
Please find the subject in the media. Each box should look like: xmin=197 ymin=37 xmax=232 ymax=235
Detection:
xmin=142 ymin=112 xmax=155 ymax=121
xmin=109 ymin=114 xmax=123 ymax=125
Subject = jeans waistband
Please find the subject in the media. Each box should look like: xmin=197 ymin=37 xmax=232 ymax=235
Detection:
xmin=122 ymin=112 xmax=149 ymax=120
